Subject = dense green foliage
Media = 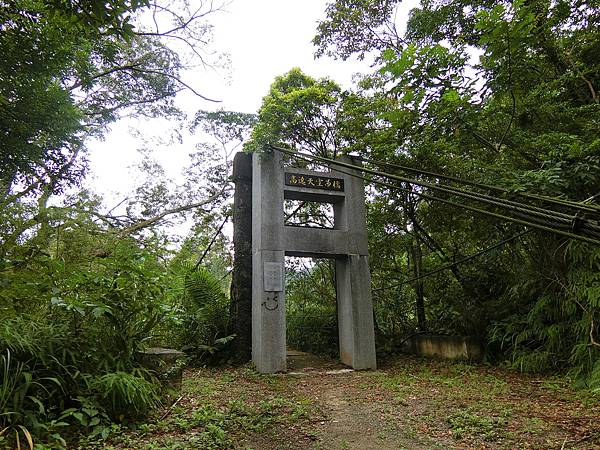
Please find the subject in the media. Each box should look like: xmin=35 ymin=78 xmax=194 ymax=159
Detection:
xmin=2 ymin=0 xmax=600 ymax=446
xmin=257 ymin=0 xmax=600 ymax=392
xmin=177 ymin=267 xmax=234 ymax=362
xmin=0 ymin=0 xmax=232 ymax=447
xmin=0 ymin=204 xmax=233 ymax=446
xmin=0 ymin=232 xmax=168 ymax=445
xmin=246 ymin=68 xmax=347 ymax=158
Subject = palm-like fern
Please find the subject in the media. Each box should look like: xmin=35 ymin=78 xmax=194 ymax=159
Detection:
xmin=184 ymin=268 xmax=228 ymax=309
xmin=180 ymin=268 xmax=233 ymax=360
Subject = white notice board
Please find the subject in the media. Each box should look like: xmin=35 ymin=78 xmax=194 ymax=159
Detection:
xmin=263 ymin=262 xmax=283 ymax=291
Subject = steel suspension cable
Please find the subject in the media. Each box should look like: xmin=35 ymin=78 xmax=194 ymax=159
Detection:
xmin=333 ymin=153 xmax=600 ymax=232
xmin=271 ymin=145 xmax=600 ymax=231
xmin=271 ymin=145 xmax=600 ymax=246
xmin=357 ymin=155 xmax=600 ymax=215
xmin=193 ymin=214 xmax=229 ymax=271
xmin=372 ymin=230 xmax=533 ymax=292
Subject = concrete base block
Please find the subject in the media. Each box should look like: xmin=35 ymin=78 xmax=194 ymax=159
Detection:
xmin=136 ymin=347 xmax=185 ymax=389
xmin=403 ymin=335 xmax=483 ymax=361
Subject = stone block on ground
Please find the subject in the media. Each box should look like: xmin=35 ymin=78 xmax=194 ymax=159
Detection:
xmin=402 ymin=335 xmax=483 ymax=361
xmin=136 ymin=347 xmax=186 ymax=389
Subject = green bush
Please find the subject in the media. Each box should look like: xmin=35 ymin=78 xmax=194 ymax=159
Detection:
xmin=0 ymin=348 xmax=66 ymax=449
xmin=487 ymin=241 xmax=600 ymax=393
xmin=0 ymin=235 xmax=172 ymax=445
xmin=0 ymin=349 xmax=37 ymax=428
xmin=0 ymin=320 xmax=74 ymax=429
xmin=91 ymin=370 xmax=161 ymax=421
xmin=287 ymin=305 xmax=338 ymax=357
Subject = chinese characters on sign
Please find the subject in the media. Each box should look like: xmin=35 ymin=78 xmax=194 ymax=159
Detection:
xmin=263 ymin=262 xmax=283 ymax=292
xmin=284 ymin=172 xmax=345 ymax=192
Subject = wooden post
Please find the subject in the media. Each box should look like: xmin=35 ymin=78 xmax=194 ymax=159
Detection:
xmin=230 ymin=152 xmax=253 ymax=362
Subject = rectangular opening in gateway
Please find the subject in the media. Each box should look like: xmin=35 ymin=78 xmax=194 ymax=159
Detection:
xmin=284 ymin=199 xmax=334 ymax=229
xmin=285 ymin=256 xmax=339 ymax=369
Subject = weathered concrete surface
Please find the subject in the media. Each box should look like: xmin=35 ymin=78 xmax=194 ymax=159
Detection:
xmin=333 ymin=157 xmax=376 ymax=370
xmin=252 ymin=151 xmax=286 ymax=373
xmin=284 ymin=227 xmax=348 ymax=257
xmin=250 ymin=150 xmax=376 ymax=373
xmin=331 ymin=156 xmax=370 ymax=255
xmin=136 ymin=347 xmax=185 ymax=388
xmin=403 ymin=335 xmax=483 ymax=361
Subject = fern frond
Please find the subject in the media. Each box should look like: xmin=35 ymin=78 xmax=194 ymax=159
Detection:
xmin=184 ymin=268 xmax=227 ymax=309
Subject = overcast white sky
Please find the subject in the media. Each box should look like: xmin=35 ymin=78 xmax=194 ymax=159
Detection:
xmin=86 ymin=0 xmax=417 ymax=208
xmin=207 ymin=1 xmax=366 ymax=112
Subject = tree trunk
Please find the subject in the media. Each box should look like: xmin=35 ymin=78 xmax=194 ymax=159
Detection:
xmin=411 ymin=238 xmax=427 ymax=332
xmin=230 ymin=152 xmax=253 ymax=362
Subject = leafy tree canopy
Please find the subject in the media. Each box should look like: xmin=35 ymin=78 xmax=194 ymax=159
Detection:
xmin=308 ymin=0 xmax=600 ymax=385
xmin=1 ymin=0 xmax=219 ymax=201
xmin=245 ymin=68 xmax=348 ymax=158
xmin=313 ymin=0 xmax=404 ymax=61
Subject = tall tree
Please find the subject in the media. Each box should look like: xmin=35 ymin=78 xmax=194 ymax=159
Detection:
xmin=1 ymin=0 xmax=223 ymax=257
xmin=314 ymin=0 xmax=600 ymax=384
xmin=246 ymin=68 xmax=347 ymax=158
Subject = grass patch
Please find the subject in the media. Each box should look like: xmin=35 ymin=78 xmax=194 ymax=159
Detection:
xmin=447 ymin=409 xmax=509 ymax=441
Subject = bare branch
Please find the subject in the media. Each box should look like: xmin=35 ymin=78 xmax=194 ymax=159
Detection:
xmin=129 ymin=67 xmax=220 ymax=102
xmin=136 ymin=2 xmax=217 ymax=38
xmin=590 ymin=316 xmax=600 ymax=348
xmin=117 ymin=185 xmax=230 ymax=236
xmin=580 ymin=74 xmax=599 ymax=104
xmin=68 ymin=63 xmax=145 ymax=91
xmin=143 ymin=33 xmax=213 ymax=66
xmin=83 ymin=89 xmax=183 ymax=117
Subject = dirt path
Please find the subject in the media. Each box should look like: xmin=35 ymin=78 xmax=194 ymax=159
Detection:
xmin=91 ymin=353 xmax=600 ymax=450
xmin=245 ymin=350 xmax=599 ymax=450
xmin=318 ymin=381 xmax=402 ymax=449
xmin=281 ymin=351 xmax=445 ymax=450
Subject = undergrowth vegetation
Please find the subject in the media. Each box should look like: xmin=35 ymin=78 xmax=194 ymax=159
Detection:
xmin=177 ymin=268 xmax=235 ymax=363
xmin=0 ymin=221 xmax=233 ymax=447
xmin=3 ymin=0 xmax=600 ymax=447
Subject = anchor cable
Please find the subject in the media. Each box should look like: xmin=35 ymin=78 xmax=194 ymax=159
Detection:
xmin=269 ymin=145 xmax=600 ymax=246
xmin=372 ymin=230 xmax=532 ymax=292
xmin=356 ymin=155 xmax=600 ymax=215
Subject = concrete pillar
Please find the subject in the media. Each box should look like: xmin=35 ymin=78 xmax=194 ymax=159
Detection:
xmin=252 ymin=151 xmax=286 ymax=373
xmin=333 ymin=156 xmax=376 ymax=370
xmin=336 ymin=255 xmax=376 ymax=369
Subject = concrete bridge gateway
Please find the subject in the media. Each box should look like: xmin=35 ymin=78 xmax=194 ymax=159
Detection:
xmin=232 ymin=149 xmax=376 ymax=374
